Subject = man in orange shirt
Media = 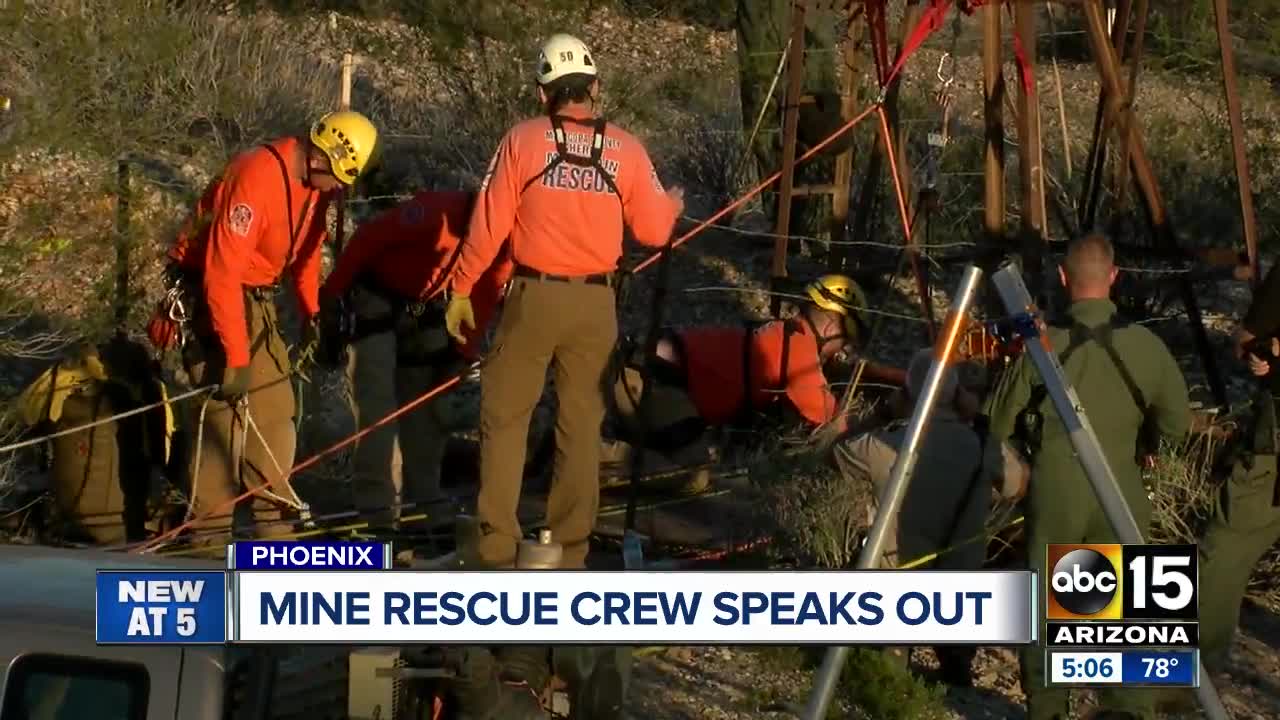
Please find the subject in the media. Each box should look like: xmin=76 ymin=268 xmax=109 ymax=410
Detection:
xmin=319 ymin=190 xmax=513 ymax=527
xmin=444 ymin=33 xmax=684 ymax=571
xmin=156 ymin=110 xmax=380 ymax=540
xmin=610 ymin=274 xmax=867 ymax=478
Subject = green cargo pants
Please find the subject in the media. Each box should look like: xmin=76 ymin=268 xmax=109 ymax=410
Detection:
xmin=475 ymin=274 xmax=617 ymax=569
xmin=1198 ymin=393 xmax=1280 ymax=670
xmin=346 ymin=285 xmax=456 ymax=527
xmin=1021 ymin=473 xmax=1154 ymax=720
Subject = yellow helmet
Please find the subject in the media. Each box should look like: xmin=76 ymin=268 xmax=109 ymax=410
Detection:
xmin=310 ymin=110 xmax=380 ymax=186
xmin=805 ymin=274 xmax=869 ymax=341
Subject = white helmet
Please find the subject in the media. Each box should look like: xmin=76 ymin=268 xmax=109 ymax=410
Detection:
xmin=536 ymin=33 xmax=597 ymax=85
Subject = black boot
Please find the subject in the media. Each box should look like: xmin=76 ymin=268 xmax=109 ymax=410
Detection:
xmin=553 ymin=646 xmax=632 ymax=719
xmin=496 ymin=645 xmax=552 ymax=690
xmin=448 ymin=648 xmax=548 ymax=720
xmin=935 ymin=645 xmax=976 ymax=688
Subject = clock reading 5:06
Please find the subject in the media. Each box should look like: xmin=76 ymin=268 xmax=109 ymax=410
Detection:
xmin=1049 ymin=652 xmax=1124 ymax=685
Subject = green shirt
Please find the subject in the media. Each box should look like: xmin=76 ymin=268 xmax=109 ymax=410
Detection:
xmin=984 ymin=298 xmax=1191 ymax=491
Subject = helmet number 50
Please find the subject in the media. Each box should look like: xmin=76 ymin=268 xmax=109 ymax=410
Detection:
xmin=1129 ymin=555 xmax=1193 ymax=611
xmin=560 ymin=51 xmax=574 ymax=62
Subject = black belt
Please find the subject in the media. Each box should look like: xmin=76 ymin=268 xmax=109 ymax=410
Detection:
xmin=245 ymin=285 xmax=278 ymax=301
xmin=514 ymin=265 xmax=613 ymax=287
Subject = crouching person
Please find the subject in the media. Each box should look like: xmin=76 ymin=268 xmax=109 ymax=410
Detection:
xmin=14 ymin=336 xmax=180 ymax=545
xmin=832 ymin=348 xmax=1028 ymax=685
xmin=609 ymin=274 xmax=871 ymax=491
xmin=319 ymin=190 xmax=513 ymax=528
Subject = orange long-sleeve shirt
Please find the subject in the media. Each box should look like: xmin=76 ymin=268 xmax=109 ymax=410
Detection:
xmin=168 ymin=137 xmax=330 ymax=368
xmin=450 ymin=108 xmax=680 ymax=295
xmin=321 ymin=191 xmax=515 ymax=359
xmin=679 ymin=320 xmax=842 ymax=429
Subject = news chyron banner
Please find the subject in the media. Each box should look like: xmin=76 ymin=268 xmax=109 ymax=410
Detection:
xmin=1043 ymin=543 xmax=1201 ymax=689
xmin=98 ymin=541 xmax=1038 ymax=646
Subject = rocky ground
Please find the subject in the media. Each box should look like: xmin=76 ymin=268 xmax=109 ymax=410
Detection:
xmin=626 ymin=602 xmax=1280 ymax=719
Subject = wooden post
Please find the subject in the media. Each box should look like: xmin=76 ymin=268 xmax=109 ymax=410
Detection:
xmin=334 ymin=51 xmax=355 ymax=255
xmin=1082 ymin=0 xmax=1229 ymax=410
xmin=981 ymin=2 xmax=1005 ymax=247
xmin=1080 ymin=0 xmax=1132 ymax=229
xmin=1014 ymin=0 xmax=1047 ymax=306
xmin=771 ymin=0 xmax=808 ymax=317
xmin=887 ymin=0 xmax=920 ymax=227
xmin=340 ymin=51 xmax=354 ymax=110
xmin=114 ymin=159 xmax=131 ymax=329
xmin=830 ymin=10 xmax=864 ymax=272
xmin=1111 ymin=0 xmax=1148 ymax=210
xmin=1212 ymin=0 xmax=1261 ymax=284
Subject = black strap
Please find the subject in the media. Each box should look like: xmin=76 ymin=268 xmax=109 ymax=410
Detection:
xmin=519 ymin=115 xmax=624 ymax=215
xmin=263 ymin=144 xmax=314 ymax=278
xmin=737 ymin=319 xmax=798 ymax=425
xmin=1026 ymin=319 xmax=1149 ymax=424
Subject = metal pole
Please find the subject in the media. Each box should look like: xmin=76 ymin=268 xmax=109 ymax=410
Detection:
xmin=800 ymin=265 xmax=983 ymax=720
xmin=1212 ymin=0 xmax=1261 ymax=285
xmin=989 ymin=263 xmax=1231 ymax=720
xmin=771 ymin=0 xmax=808 ymax=317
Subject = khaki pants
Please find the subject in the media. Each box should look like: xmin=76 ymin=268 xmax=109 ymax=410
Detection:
xmin=476 ymin=276 xmax=617 ymax=569
xmin=346 ymin=287 xmax=455 ymax=526
xmin=182 ymin=294 xmax=303 ymax=540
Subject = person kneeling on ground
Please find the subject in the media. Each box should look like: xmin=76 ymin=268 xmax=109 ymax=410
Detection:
xmin=832 ymin=347 xmax=1028 ymax=686
xmin=319 ymin=190 xmax=513 ymax=529
xmin=609 ymin=273 xmax=873 ymax=492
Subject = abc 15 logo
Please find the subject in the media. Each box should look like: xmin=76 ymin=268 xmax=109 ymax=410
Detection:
xmin=1046 ymin=544 xmax=1199 ymax=621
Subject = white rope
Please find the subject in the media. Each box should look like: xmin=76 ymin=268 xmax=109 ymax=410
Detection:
xmin=149 ymin=396 xmax=305 ymax=556
xmin=241 ymin=407 xmax=306 ymax=512
xmin=680 ymin=215 xmax=976 ymax=249
xmin=184 ymin=392 xmax=214 ymax=522
xmin=0 ymin=385 xmax=216 ymax=455
xmin=733 ymin=36 xmax=792 ymax=187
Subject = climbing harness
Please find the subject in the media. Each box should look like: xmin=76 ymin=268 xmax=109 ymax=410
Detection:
xmin=522 ymin=115 xmax=623 ymax=201
xmin=141 ymin=81 xmax=886 ymax=556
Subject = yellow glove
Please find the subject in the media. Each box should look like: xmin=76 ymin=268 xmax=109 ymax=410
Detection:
xmin=445 ymin=294 xmax=475 ymax=344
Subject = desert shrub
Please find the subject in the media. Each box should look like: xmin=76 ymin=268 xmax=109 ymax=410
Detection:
xmin=760 ymin=444 xmax=871 ymax=569
xmin=840 ymin=647 xmax=950 ymax=720
xmin=1 ymin=1 xmax=339 ymax=162
xmin=752 ymin=645 xmax=949 ymax=720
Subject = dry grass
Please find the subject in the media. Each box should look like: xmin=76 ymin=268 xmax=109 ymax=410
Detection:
xmin=1147 ymin=415 xmax=1280 ymax=613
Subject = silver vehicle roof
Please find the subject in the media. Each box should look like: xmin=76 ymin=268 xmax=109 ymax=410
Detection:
xmin=0 ymin=544 xmax=223 ymax=630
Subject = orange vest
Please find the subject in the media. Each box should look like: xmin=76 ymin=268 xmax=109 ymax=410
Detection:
xmin=679 ymin=319 xmax=840 ymax=427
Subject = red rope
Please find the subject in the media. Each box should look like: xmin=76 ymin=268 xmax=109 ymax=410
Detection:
xmin=880 ymin=0 xmax=954 ymax=91
xmin=134 ymin=103 xmax=884 ymax=554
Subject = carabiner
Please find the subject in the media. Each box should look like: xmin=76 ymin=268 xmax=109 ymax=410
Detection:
xmin=936 ymin=53 xmax=955 ymax=89
xmin=165 ymin=288 xmax=187 ymax=323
